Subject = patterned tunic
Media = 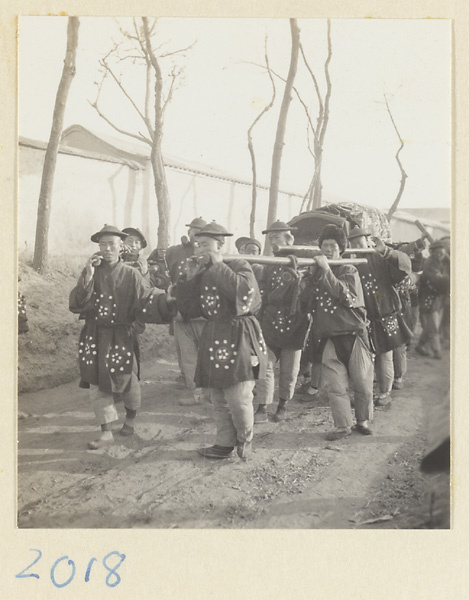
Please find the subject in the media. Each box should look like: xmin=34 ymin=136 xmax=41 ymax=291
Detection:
xmin=419 ymin=255 xmax=450 ymax=314
xmin=176 ymin=259 xmax=267 ymax=389
xmin=149 ymin=241 xmax=197 ymax=284
xmin=355 ymin=250 xmax=412 ymax=353
xmin=302 ymin=265 xmax=368 ymax=339
xmin=259 ymin=264 xmax=310 ymax=352
xmin=69 ymin=260 xmax=176 ymax=393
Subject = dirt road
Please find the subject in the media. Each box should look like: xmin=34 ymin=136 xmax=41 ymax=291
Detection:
xmin=17 ymin=347 xmax=450 ymax=529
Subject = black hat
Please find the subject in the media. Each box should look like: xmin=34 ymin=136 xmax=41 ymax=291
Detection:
xmin=122 ymin=227 xmax=147 ymax=248
xmin=195 ymin=221 xmax=233 ymax=242
xmin=91 ymin=224 xmax=128 ymax=243
xmin=429 ymin=240 xmax=446 ymax=251
xmin=185 ymin=217 xmax=207 ymax=230
xmin=319 ymin=224 xmax=347 ymax=253
xmin=262 ymin=220 xmax=298 ymax=235
xmin=235 ymin=236 xmax=261 ymax=252
xmin=347 ymin=227 xmax=371 ymax=240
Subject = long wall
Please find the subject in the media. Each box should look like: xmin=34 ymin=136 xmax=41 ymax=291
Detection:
xmin=18 ymin=143 xmax=304 ymax=256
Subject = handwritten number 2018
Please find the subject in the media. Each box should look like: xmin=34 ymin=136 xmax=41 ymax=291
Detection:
xmin=16 ymin=549 xmax=126 ymax=588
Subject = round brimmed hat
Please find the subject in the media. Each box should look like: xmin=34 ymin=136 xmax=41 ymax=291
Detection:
xmin=429 ymin=239 xmax=446 ymax=250
xmin=319 ymin=224 xmax=347 ymax=253
xmin=195 ymin=221 xmax=233 ymax=242
xmin=347 ymin=226 xmax=371 ymax=240
xmin=91 ymin=224 xmax=128 ymax=243
xmin=122 ymin=227 xmax=147 ymax=248
xmin=185 ymin=217 xmax=207 ymax=230
xmin=235 ymin=236 xmax=262 ymax=252
xmin=262 ymin=220 xmax=298 ymax=235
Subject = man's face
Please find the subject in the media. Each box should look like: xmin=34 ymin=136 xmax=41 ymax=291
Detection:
xmin=98 ymin=235 xmax=122 ymax=264
xmin=349 ymin=235 xmax=368 ymax=249
xmin=267 ymin=231 xmax=291 ymax=247
xmin=244 ymin=243 xmax=260 ymax=256
xmin=125 ymin=235 xmax=142 ymax=255
xmin=196 ymin=235 xmax=220 ymax=254
xmin=188 ymin=227 xmax=199 ymax=243
xmin=431 ymin=247 xmax=446 ymax=261
xmin=320 ymin=238 xmax=341 ymax=260
xmin=237 ymin=243 xmax=247 ymax=254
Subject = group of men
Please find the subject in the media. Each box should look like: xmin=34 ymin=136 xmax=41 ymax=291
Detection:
xmin=69 ymin=216 xmax=450 ymax=457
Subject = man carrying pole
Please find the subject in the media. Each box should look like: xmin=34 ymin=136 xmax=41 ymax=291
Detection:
xmin=347 ymin=227 xmax=412 ymax=406
xmin=255 ymin=221 xmax=311 ymax=423
xmin=301 ymin=224 xmax=374 ymax=440
xmin=175 ymin=222 xmax=267 ymax=459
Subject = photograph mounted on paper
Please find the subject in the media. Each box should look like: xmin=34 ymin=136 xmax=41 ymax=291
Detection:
xmin=17 ymin=16 xmax=450 ymax=529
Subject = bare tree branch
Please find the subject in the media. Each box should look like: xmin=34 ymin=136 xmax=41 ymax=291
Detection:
xmin=100 ymin=57 xmax=154 ymax=138
xmin=89 ymin=99 xmax=152 ymax=145
xmin=246 ymin=60 xmax=317 ymax=139
xmin=384 ymin=93 xmax=408 ymax=219
xmin=158 ymin=42 xmax=196 ymax=58
xmin=247 ymin=38 xmax=277 ymax=238
xmin=300 ymin=42 xmax=324 ymax=130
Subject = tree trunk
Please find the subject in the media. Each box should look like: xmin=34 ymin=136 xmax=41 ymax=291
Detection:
xmin=265 ymin=18 xmax=300 ymax=245
xmin=33 ymin=17 xmax=79 ymax=273
xmin=142 ymin=17 xmax=172 ymax=248
xmin=248 ymin=136 xmax=258 ymax=238
xmin=150 ymin=145 xmax=171 ymax=249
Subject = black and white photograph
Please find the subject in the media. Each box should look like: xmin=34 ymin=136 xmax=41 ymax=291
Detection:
xmin=17 ymin=16 xmax=451 ymax=531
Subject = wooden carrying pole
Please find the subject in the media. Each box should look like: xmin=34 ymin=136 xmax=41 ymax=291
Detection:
xmin=414 ymin=220 xmax=435 ymax=244
xmin=272 ymin=244 xmax=375 ymax=255
xmin=223 ymin=255 xmax=368 ymax=266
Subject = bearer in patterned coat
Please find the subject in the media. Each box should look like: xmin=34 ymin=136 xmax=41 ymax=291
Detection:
xmin=301 ymin=225 xmax=374 ymax=440
xmin=175 ymin=222 xmax=267 ymax=459
xmin=149 ymin=217 xmax=208 ymax=403
xmin=347 ymin=227 xmax=412 ymax=406
xmin=255 ymin=221 xmax=311 ymax=423
xmin=69 ymin=225 xmax=177 ymax=450
xmin=416 ymin=239 xmax=450 ymax=359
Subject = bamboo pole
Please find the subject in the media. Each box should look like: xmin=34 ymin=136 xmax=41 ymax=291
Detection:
xmin=273 ymin=244 xmax=375 ymax=255
xmin=223 ymin=254 xmax=367 ymax=266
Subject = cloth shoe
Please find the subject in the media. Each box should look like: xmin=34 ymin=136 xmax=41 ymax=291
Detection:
xmin=415 ymin=345 xmax=431 ymax=357
xmin=119 ymin=423 xmax=134 ymax=436
xmin=352 ymin=423 xmax=373 ymax=435
xmin=325 ymin=428 xmax=352 ymax=441
xmin=237 ymin=441 xmax=251 ymax=460
xmin=374 ymin=393 xmax=391 ymax=407
xmin=254 ymin=406 xmax=268 ymax=423
xmin=392 ymin=377 xmax=404 ymax=390
xmin=273 ymin=401 xmax=287 ymax=422
xmin=197 ymin=445 xmax=234 ymax=459
xmin=87 ymin=432 xmax=114 ymax=450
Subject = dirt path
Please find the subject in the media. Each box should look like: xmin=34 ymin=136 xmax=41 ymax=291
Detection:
xmin=17 ymin=348 xmax=450 ymax=529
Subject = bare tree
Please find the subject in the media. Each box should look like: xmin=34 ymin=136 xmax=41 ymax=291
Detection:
xmin=90 ymin=18 xmax=194 ymax=248
xmin=384 ymin=94 xmax=408 ymax=219
xmin=265 ymin=18 xmax=300 ymax=244
xmin=301 ymin=19 xmax=332 ymax=211
xmin=247 ymin=39 xmax=276 ymax=238
xmin=33 ymin=17 xmax=79 ymax=273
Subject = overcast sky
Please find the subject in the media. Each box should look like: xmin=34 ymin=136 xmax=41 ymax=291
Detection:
xmin=19 ymin=17 xmax=451 ymax=212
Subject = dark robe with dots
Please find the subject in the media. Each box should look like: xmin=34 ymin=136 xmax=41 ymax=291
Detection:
xmin=355 ymin=250 xmax=412 ymax=353
xmin=176 ymin=259 xmax=267 ymax=389
xmin=69 ymin=260 xmax=176 ymax=394
xmin=258 ymin=264 xmax=311 ymax=352
xmin=418 ymin=255 xmax=450 ymax=314
xmin=302 ymin=264 xmax=369 ymax=340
